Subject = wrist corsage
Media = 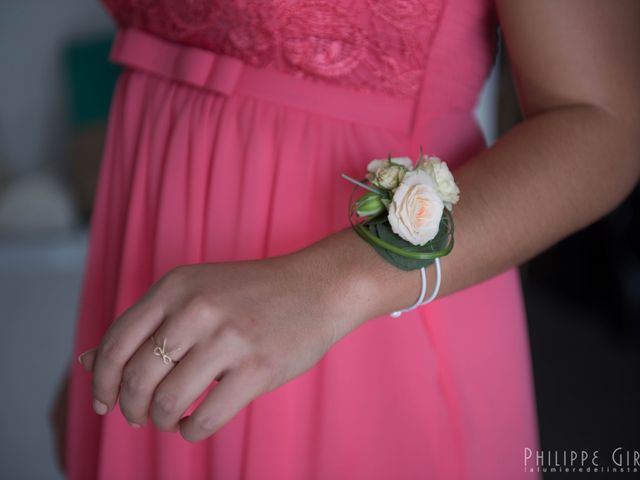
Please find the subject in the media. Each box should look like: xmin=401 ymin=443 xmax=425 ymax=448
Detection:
xmin=342 ymin=150 xmax=459 ymax=317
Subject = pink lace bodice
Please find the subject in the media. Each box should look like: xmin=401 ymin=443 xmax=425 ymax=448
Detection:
xmin=101 ymin=0 xmax=499 ymax=102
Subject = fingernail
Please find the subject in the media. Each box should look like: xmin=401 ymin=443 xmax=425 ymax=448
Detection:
xmin=78 ymin=349 xmax=93 ymax=367
xmin=77 ymin=351 xmax=88 ymax=365
xmin=78 ymin=354 xmax=91 ymax=372
xmin=93 ymin=399 xmax=108 ymax=415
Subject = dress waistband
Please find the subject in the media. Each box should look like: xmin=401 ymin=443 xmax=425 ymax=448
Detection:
xmin=109 ymin=28 xmax=418 ymax=134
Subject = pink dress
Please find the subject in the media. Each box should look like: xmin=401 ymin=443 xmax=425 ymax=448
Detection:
xmin=67 ymin=1 xmax=540 ymax=478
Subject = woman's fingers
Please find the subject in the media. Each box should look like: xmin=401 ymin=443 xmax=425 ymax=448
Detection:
xmin=116 ymin=312 xmax=215 ymax=429
xmin=145 ymin=339 xmax=232 ymax=432
xmin=75 ymin=260 xmax=328 ymax=441
xmin=91 ymin=288 xmax=166 ymax=415
xmin=179 ymin=362 xmax=273 ymax=443
xmin=78 ymin=348 xmax=97 ymax=372
xmin=117 ymin=335 xmax=186 ymax=428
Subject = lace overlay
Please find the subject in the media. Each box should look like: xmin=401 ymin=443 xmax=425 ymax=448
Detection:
xmin=102 ymin=0 xmax=445 ymax=97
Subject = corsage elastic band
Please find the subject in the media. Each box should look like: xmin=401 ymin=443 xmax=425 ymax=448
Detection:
xmin=342 ymin=149 xmax=459 ymax=317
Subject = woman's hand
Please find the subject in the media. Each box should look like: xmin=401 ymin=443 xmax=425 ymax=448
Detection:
xmin=76 ymin=232 xmax=399 ymax=443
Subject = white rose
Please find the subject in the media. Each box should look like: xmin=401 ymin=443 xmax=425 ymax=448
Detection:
xmin=366 ymin=156 xmax=414 ymax=188
xmin=374 ymin=164 xmax=406 ymax=189
xmin=388 ymin=170 xmax=444 ymax=246
xmin=366 ymin=159 xmax=387 ymax=174
xmin=416 ymin=155 xmax=460 ymax=210
xmin=387 ymin=156 xmax=413 ymax=169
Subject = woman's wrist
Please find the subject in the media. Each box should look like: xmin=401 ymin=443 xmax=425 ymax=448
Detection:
xmin=294 ymin=227 xmax=432 ymax=340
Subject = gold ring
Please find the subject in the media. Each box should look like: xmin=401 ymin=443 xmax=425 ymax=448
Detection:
xmin=151 ymin=335 xmax=181 ymax=365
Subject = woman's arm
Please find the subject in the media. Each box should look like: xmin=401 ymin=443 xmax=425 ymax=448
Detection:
xmin=310 ymin=0 xmax=640 ymax=340
xmin=81 ymin=0 xmax=639 ymax=443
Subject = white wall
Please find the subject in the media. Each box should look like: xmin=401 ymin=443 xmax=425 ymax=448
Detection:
xmin=474 ymin=44 xmax=501 ymax=147
xmin=0 ymin=231 xmax=88 ymax=480
xmin=0 ymin=0 xmax=114 ymax=177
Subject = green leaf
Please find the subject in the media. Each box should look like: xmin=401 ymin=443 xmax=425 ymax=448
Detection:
xmin=351 ymin=209 xmax=454 ymax=271
xmin=367 ymin=222 xmax=434 ymax=271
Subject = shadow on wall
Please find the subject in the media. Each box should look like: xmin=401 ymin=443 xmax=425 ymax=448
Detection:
xmin=497 ymin=31 xmax=640 ymax=331
xmin=497 ymin=28 xmax=640 ymax=479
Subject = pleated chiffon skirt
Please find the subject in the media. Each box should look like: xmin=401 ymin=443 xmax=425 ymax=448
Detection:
xmin=67 ymin=27 xmax=541 ymax=480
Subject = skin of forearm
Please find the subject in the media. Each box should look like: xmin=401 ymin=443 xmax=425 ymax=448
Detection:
xmin=300 ymin=104 xmax=640 ymax=340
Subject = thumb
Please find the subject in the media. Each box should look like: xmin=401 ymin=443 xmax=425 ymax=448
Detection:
xmin=77 ymin=348 xmax=98 ymax=372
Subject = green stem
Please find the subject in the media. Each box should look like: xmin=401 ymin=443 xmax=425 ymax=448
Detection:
xmin=353 ymin=223 xmax=454 ymax=260
xmin=341 ymin=174 xmax=384 ymax=195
